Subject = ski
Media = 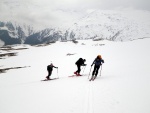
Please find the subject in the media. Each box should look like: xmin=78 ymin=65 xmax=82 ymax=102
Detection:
xmin=89 ymin=76 xmax=96 ymax=81
xmin=41 ymin=78 xmax=59 ymax=81
xmin=89 ymin=78 xmax=95 ymax=81
xmin=68 ymin=74 xmax=82 ymax=77
xmin=89 ymin=78 xmax=93 ymax=81
xmin=68 ymin=75 xmax=76 ymax=77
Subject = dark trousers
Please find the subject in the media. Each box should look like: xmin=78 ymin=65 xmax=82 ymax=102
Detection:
xmin=92 ymin=65 xmax=100 ymax=77
xmin=76 ymin=65 xmax=81 ymax=74
xmin=47 ymin=71 xmax=52 ymax=78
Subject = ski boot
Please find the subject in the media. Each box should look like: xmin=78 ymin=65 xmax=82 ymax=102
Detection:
xmin=46 ymin=76 xmax=50 ymax=80
xmin=77 ymin=73 xmax=81 ymax=76
xmin=74 ymin=72 xmax=77 ymax=75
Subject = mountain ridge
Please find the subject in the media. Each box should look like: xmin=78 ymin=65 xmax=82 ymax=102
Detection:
xmin=0 ymin=9 xmax=150 ymax=46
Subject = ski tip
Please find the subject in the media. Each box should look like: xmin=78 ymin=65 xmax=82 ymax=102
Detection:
xmin=41 ymin=78 xmax=59 ymax=81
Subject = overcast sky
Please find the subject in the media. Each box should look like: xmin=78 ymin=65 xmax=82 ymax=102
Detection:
xmin=0 ymin=0 xmax=150 ymax=29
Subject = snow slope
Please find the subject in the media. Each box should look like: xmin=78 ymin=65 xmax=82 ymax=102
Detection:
xmin=67 ymin=10 xmax=150 ymax=41
xmin=0 ymin=39 xmax=150 ymax=113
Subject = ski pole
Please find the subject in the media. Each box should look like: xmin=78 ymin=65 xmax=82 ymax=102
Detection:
xmin=82 ymin=65 xmax=86 ymax=75
xmin=57 ymin=68 xmax=59 ymax=78
xmin=99 ymin=65 xmax=102 ymax=76
xmin=88 ymin=66 xmax=92 ymax=79
xmin=81 ymin=66 xmax=84 ymax=74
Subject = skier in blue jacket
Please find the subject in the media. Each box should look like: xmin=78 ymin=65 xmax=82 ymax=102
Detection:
xmin=90 ymin=55 xmax=104 ymax=80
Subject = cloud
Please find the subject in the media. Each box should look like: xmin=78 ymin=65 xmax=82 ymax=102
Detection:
xmin=0 ymin=0 xmax=150 ymax=29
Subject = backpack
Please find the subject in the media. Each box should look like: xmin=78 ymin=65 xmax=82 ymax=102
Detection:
xmin=75 ymin=58 xmax=83 ymax=65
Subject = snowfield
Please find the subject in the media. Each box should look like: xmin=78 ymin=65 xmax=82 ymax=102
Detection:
xmin=0 ymin=39 xmax=150 ymax=113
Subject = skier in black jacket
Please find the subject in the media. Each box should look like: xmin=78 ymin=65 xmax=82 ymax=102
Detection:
xmin=74 ymin=58 xmax=86 ymax=76
xmin=46 ymin=63 xmax=58 ymax=80
xmin=90 ymin=55 xmax=104 ymax=80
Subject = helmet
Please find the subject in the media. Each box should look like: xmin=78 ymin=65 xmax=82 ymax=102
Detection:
xmin=50 ymin=63 xmax=53 ymax=66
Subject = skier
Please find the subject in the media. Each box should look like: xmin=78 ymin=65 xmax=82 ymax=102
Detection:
xmin=46 ymin=63 xmax=58 ymax=80
xmin=90 ymin=55 xmax=104 ymax=81
xmin=74 ymin=58 xmax=86 ymax=76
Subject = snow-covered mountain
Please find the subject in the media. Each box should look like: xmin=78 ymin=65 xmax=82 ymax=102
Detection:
xmin=24 ymin=28 xmax=65 ymax=45
xmin=0 ymin=21 xmax=35 ymax=46
xmin=0 ymin=21 xmax=75 ymax=46
xmin=66 ymin=10 xmax=150 ymax=41
xmin=0 ymin=9 xmax=150 ymax=46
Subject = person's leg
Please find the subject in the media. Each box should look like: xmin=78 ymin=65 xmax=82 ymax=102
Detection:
xmin=92 ymin=65 xmax=96 ymax=76
xmin=75 ymin=65 xmax=81 ymax=76
xmin=47 ymin=71 xmax=52 ymax=79
xmin=77 ymin=65 xmax=81 ymax=73
xmin=94 ymin=66 xmax=100 ymax=79
xmin=75 ymin=65 xmax=80 ymax=75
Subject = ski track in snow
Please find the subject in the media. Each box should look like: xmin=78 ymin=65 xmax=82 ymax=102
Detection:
xmin=83 ymin=82 xmax=94 ymax=113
